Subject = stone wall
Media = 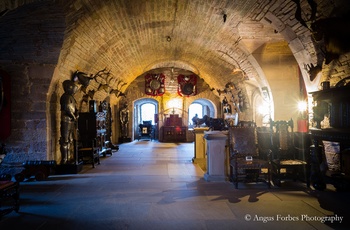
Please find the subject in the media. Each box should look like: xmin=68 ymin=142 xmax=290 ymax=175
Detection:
xmin=0 ymin=1 xmax=65 ymax=167
xmin=0 ymin=0 xmax=350 ymax=169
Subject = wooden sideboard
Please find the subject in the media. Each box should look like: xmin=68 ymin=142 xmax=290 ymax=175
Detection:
xmin=160 ymin=114 xmax=187 ymax=142
xmin=161 ymin=126 xmax=187 ymax=142
xmin=309 ymin=85 xmax=350 ymax=190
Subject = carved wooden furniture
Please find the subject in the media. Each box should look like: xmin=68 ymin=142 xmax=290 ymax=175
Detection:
xmin=270 ymin=119 xmax=309 ymax=187
xmin=138 ymin=121 xmax=154 ymax=141
xmin=256 ymin=127 xmax=272 ymax=161
xmin=161 ymin=126 xmax=187 ymax=142
xmin=309 ymin=84 xmax=350 ymax=190
xmin=0 ymin=176 xmax=19 ymax=218
xmin=229 ymin=122 xmax=270 ymax=189
xmin=160 ymin=114 xmax=187 ymax=142
xmin=309 ymin=129 xmax=350 ymax=190
xmin=101 ymin=102 xmax=114 ymax=157
xmin=77 ymin=112 xmax=102 ymax=168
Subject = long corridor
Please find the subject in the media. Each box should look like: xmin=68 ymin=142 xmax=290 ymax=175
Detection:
xmin=0 ymin=141 xmax=349 ymax=230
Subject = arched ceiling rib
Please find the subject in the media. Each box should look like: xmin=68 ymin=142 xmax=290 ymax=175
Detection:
xmin=1 ymin=0 xmax=320 ymax=95
xmin=55 ymin=0 xmax=291 ymax=93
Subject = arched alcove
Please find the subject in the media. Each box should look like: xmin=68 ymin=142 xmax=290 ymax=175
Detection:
xmin=188 ymin=98 xmax=217 ymax=127
xmin=133 ymin=98 xmax=159 ymax=140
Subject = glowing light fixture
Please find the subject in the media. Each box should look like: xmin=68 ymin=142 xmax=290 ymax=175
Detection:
xmin=297 ymin=101 xmax=308 ymax=112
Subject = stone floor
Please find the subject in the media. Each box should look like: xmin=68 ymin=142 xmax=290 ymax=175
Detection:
xmin=0 ymin=141 xmax=349 ymax=230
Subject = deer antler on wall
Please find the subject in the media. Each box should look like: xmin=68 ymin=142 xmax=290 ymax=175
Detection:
xmin=293 ymin=0 xmax=350 ymax=65
xmin=109 ymin=79 xmax=127 ymax=98
xmin=73 ymin=68 xmax=127 ymax=104
xmin=304 ymin=63 xmax=322 ymax=81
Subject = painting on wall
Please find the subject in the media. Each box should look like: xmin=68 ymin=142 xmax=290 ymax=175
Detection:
xmin=145 ymin=73 xmax=165 ymax=96
xmin=177 ymin=74 xmax=197 ymax=96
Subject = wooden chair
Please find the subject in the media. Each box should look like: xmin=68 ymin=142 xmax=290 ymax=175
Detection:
xmin=138 ymin=121 xmax=154 ymax=141
xmin=229 ymin=122 xmax=271 ymax=189
xmin=270 ymin=119 xmax=309 ymax=187
xmin=78 ymin=139 xmax=100 ymax=168
xmin=256 ymin=127 xmax=273 ymax=161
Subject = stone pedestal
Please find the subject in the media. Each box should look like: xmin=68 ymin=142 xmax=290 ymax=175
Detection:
xmin=192 ymin=127 xmax=209 ymax=166
xmin=203 ymin=131 xmax=228 ymax=182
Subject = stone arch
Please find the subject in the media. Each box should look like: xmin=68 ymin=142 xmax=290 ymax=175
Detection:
xmin=188 ymin=98 xmax=217 ymax=128
xmin=263 ymin=11 xmax=321 ymax=92
xmin=133 ymin=98 xmax=159 ymax=140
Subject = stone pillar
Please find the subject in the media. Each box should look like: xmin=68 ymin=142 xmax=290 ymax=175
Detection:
xmin=203 ymin=131 xmax=228 ymax=182
xmin=192 ymin=127 xmax=209 ymax=165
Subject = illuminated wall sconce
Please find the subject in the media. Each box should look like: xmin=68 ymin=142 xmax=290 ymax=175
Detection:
xmin=297 ymin=101 xmax=308 ymax=113
xmin=297 ymin=100 xmax=309 ymax=132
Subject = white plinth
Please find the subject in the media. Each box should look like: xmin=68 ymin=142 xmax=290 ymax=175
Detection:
xmin=203 ymin=131 xmax=228 ymax=182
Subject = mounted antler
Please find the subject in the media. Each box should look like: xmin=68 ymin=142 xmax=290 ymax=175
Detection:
xmin=109 ymin=79 xmax=127 ymax=97
xmin=311 ymin=17 xmax=350 ymax=64
xmin=293 ymin=0 xmax=350 ymax=64
xmin=304 ymin=63 xmax=322 ymax=81
xmin=92 ymin=67 xmax=110 ymax=83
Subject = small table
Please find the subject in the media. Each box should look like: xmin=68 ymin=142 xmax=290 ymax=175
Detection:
xmin=0 ymin=181 xmax=20 ymax=218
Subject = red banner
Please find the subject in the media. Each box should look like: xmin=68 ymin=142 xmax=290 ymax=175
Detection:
xmin=0 ymin=70 xmax=11 ymax=140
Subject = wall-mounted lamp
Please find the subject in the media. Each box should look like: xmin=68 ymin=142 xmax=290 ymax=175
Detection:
xmin=297 ymin=101 xmax=308 ymax=112
xmin=297 ymin=100 xmax=309 ymax=132
xmin=166 ymin=36 xmax=171 ymax=42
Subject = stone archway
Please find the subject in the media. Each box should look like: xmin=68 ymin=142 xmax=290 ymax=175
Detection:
xmin=188 ymin=98 xmax=217 ymax=127
xmin=133 ymin=98 xmax=159 ymax=140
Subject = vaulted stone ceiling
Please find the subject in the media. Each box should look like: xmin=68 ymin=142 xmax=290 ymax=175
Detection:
xmin=59 ymin=0 xmax=288 ymax=93
xmin=1 ymin=0 xmax=350 ymax=100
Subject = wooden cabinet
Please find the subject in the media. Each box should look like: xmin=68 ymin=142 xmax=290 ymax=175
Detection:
xmin=160 ymin=114 xmax=187 ymax=142
xmin=309 ymin=85 xmax=350 ymax=190
xmin=310 ymin=86 xmax=350 ymax=129
xmin=161 ymin=126 xmax=187 ymax=142
xmin=77 ymin=112 xmax=106 ymax=167
xmin=78 ymin=112 xmax=107 ymax=147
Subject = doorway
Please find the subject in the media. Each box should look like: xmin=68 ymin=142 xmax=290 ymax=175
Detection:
xmin=188 ymin=99 xmax=216 ymax=128
xmin=133 ymin=98 xmax=159 ymax=140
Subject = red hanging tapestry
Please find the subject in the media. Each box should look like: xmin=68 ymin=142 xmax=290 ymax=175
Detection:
xmin=145 ymin=73 xmax=165 ymax=96
xmin=0 ymin=70 xmax=11 ymax=140
xmin=177 ymin=74 xmax=197 ymax=96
